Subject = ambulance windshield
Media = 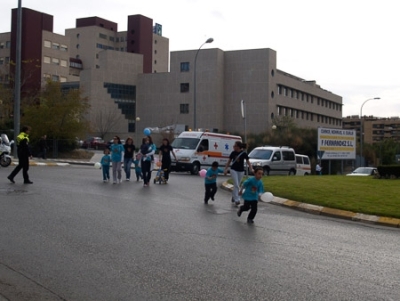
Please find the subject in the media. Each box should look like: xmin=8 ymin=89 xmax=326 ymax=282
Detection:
xmin=171 ymin=138 xmax=200 ymax=150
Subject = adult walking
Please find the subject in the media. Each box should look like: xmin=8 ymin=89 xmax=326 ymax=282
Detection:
xmin=7 ymin=126 xmax=33 ymax=184
xmin=110 ymin=136 xmax=124 ymax=184
xmin=123 ymin=137 xmax=135 ymax=181
xmin=139 ymin=136 xmax=156 ymax=187
xmin=158 ymin=138 xmax=177 ymax=183
xmin=224 ymin=141 xmax=253 ymax=206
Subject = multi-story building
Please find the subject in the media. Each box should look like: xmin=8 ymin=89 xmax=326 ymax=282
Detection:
xmin=342 ymin=115 xmax=400 ymax=144
xmin=1 ymin=6 xmax=342 ymax=142
xmin=137 ymin=48 xmax=343 ymax=134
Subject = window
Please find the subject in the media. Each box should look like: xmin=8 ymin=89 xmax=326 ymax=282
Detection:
xmin=180 ymin=62 xmax=190 ymax=72
xmin=76 ymin=44 xmax=80 ymax=49
xmin=52 ymin=75 xmax=59 ymax=81
xmin=0 ymin=42 xmax=4 ymax=49
xmin=154 ymin=60 xmax=157 ymax=64
xmin=0 ymin=58 xmax=3 ymax=65
xmin=99 ymin=33 xmax=107 ymax=39
xmin=60 ymin=76 xmax=67 ymax=82
xmin=180 ymin=104 xmax=189 ymax=114
xmin=109 ymin=36 xmax=114 ymax=42
xmin=60 ymin=59 xmax=67 ymax=67
xmin=52 ymin=58 xmax=59 ymax=65
xmin=116 ymin=37 xmax=120 ymax=42
xmin=44 ymin=40 xmax=51 ymax=48
xmin=43 ymin=56 xmax=51 ymax=64
xmin=60 ymin=44 xmax=68 ymax=51
xmin=52 ymin=43 xmax=60 ymax=50
xmin=6 ymin=41 xmax=11 ymax=48
xmin=180 ymin=83 xmax=189 ymax=93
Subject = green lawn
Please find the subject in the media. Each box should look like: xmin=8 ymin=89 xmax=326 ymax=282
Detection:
xmin=256 ymin=176 xmax=400 ymax=219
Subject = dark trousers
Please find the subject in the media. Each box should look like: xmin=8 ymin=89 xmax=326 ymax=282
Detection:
xmin=102 ymin=165 xmax=110 ymax=180
xmin=9 ymin=156 xmax=30 ymax=182
xmin=204 ymin=183 xmax=217 ymax=202
xmin=161 ymin=161 xmax=171 ymax=180
xmin=240 ymin=200 xmax=258 ymax=220
xmin=141 ymin=160 xmax=152 ymax=184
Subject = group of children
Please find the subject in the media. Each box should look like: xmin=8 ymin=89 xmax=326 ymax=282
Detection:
xmin=204 ymin=161 xmax=264 ymax=224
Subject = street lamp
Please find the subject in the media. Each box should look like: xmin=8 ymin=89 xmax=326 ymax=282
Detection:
xmin=359 ymin=97 xmax=380 ymax=167
xmin=193 ymin=38 xmax=213 ymax=130
xmin=135 ymin=116 xmax=140 ymax=146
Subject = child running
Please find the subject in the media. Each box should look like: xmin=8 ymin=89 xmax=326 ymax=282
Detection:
xmin=204 ymin=161 xmax=224 ymax=204
xmin=100 ymin=148 xmax=111 ymax=182
xmin=237 ymin=167 xmax=264 ymax=223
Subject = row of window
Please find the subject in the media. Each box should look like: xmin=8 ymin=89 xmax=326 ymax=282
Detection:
xmin=43 ymin=56 xmax=68 ymax=67
xmin=96 ymin=43 xmax=126 ymax=52
xmin=0 ymin=57 xmax=10 ymax=65
xmin=278 ymin=85 xmax=341 ymax=111
xmin=98 ymin=33 xmax=126 ymax=43
xmin=44 ymin=40 xmax=68 ymax=51
xmin=277 ymin=106 xmax=342 ymax=126
xmin=43 ymin=74 xmax=67 ymax=82
xmin=0 ymin=41 xmax=11 ymax=49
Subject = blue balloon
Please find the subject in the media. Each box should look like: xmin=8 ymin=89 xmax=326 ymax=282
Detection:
xmin=143 ymin=128 xmax=151 ymax=136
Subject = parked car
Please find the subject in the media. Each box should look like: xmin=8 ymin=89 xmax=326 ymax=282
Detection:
xmin=346 ymin=167 xmax=377 ymax=176
xmin=247 ymin=146 xmax=297 ymax=176
xmin=82 ymin=137 xmax=107 ymax=150
xmin=295 ymin=154 xmax=311 ymax=176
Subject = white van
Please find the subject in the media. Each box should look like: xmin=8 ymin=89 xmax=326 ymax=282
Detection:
xmin=295 ymin=154 xmax=311 ymax=176
xmin=247 ymin=146 xmax=297 ymax=176
xmin=170 ymin=131 xmax=242 ymax=175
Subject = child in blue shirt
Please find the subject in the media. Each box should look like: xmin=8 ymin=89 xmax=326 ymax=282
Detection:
xmin=237 ymin=167 xmax=264 ymax=223
xmin=133 ymin=154 xmax=142 ymax=181
xmin=100 ymin=148 xmax=111 ymax=183
xmin=204 ymin=161 xmax=224 ymax=204
xmin=109 ymin=136 xmax=125 ymax=184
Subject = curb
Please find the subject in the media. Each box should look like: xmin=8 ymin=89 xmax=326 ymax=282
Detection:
xmin=11 ymin=161 xmax=70 ymax=167
xmin=221 ymin=181 xmax=400 ymax=228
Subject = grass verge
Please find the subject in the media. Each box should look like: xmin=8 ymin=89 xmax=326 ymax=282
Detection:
xmin=248 ymin=176 xmax=399 ymax=219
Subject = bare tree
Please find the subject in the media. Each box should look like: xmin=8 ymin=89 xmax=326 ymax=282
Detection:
xmin=92 ymin=106 xmax=122 ymax=139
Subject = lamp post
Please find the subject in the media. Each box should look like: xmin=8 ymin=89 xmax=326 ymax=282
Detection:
xmin=135 ymin=116 xmax=140 ymax=146
xmin=193 ymin=38 xmax=213 ymax=131
xmin=359 ymin=97 xmax=380 ymax=167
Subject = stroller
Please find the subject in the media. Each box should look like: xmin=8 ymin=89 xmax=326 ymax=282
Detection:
xmin=153 ymin=161 xmax=168 ymax=184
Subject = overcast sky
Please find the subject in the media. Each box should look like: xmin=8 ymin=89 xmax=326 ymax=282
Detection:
xmin=1 ymin=0 xmax=399 ymax=118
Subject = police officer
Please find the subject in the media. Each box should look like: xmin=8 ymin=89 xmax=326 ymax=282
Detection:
xmin=7 ymin=126 xmax=33 ymax=184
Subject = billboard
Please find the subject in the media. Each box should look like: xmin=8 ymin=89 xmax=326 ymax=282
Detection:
xmin=317 ymin=127 xmax=356 ymax=160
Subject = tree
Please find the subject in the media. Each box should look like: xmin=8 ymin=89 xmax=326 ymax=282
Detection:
xmin=92 ymin=106 xmax=123 ymax=139
xmin=21 ymin=80 xmax=90 ymax=145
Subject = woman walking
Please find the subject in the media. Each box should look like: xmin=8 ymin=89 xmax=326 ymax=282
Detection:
xmin=139 ymin=136 xmax=156 ymax=187
xmin=224 ymin=141 xmax=253 ymax=206
xmin=123 ymin=137 xmax=135 ymax=181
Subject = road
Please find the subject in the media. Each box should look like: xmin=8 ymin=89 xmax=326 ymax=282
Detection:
xmin=0 ymin=165 xmax=399 ymax=301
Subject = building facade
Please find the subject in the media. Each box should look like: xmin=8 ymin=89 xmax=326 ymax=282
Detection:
xmin=2 ymin=6 xmax=342 ymax=143
xmin=343 ymin=116 xmax=400 ymax=145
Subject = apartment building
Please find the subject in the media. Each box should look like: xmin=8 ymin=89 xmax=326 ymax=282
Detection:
xmin=343 ymin=115 xmax=400 ymax=144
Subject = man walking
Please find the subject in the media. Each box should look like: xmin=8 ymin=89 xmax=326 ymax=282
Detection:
xmin=7 ymin=126 xmax=33 ymax=184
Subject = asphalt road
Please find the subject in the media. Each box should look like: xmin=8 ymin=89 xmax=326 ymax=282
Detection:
xmin=0 ymin=165 xmax=399 ymax=301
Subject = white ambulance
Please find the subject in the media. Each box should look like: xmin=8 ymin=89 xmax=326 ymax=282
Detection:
xmin=170 ymin=131 xmax=242 ymax=175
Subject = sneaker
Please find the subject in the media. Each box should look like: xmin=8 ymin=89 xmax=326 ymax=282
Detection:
xmin=204 ymin=200 xmax=208 ymax=204
xmin=143 ymin=184 xmax=148 ymax=187
xmin=234 ymin=201 xmax=240 ymax=207
xmin=126 ymin=179 xmax=130 ymax=181
xmin=247 ymin=219 xmax=254 ymax=224
xmin=113 ymin=181 xmax=117 ymax=184
xmin=103 ymin=180 xmax=107 ymax=183
xmin=211 ymin=197 xmax=215 ymax=201
xmin=24 ymin=181 xmax=33 ymax=184
xmin=237 ymin=208 xmax=242 ymax=217
xmin=118 ymin=179 xmax=121 ymax=184
xmin=7 ymin=176 xmax=15 ymax=184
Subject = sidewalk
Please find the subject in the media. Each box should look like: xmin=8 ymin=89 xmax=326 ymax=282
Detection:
xmin=221 ymin=182 xmax=400 ymax=228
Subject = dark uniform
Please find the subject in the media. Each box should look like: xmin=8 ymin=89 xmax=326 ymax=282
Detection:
xmin=8 ymin=128 xmax=33 ymax=184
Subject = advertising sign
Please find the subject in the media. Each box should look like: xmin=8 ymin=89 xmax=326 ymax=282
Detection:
xmin=317 ymin=127 xmax=356 ymax=160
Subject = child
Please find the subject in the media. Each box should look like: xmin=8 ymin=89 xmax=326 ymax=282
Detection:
xmin=100 ymin=148 xmax=111 ymax=183
xmin=110 ymin=136 xmax=125 ymax=184
xmin=204 ymin=161 xmax=224 ymax=204
xmin=133 ymin=154 xmax=143 ymax=181
xmin=237 ymin=167 xmax=264 ymax=223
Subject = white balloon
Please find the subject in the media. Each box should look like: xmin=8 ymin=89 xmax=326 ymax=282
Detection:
xmin=260 ymin=192 xmax=274 ymax=202
xmin=94 ymin=162 xmax=101 ymax=169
